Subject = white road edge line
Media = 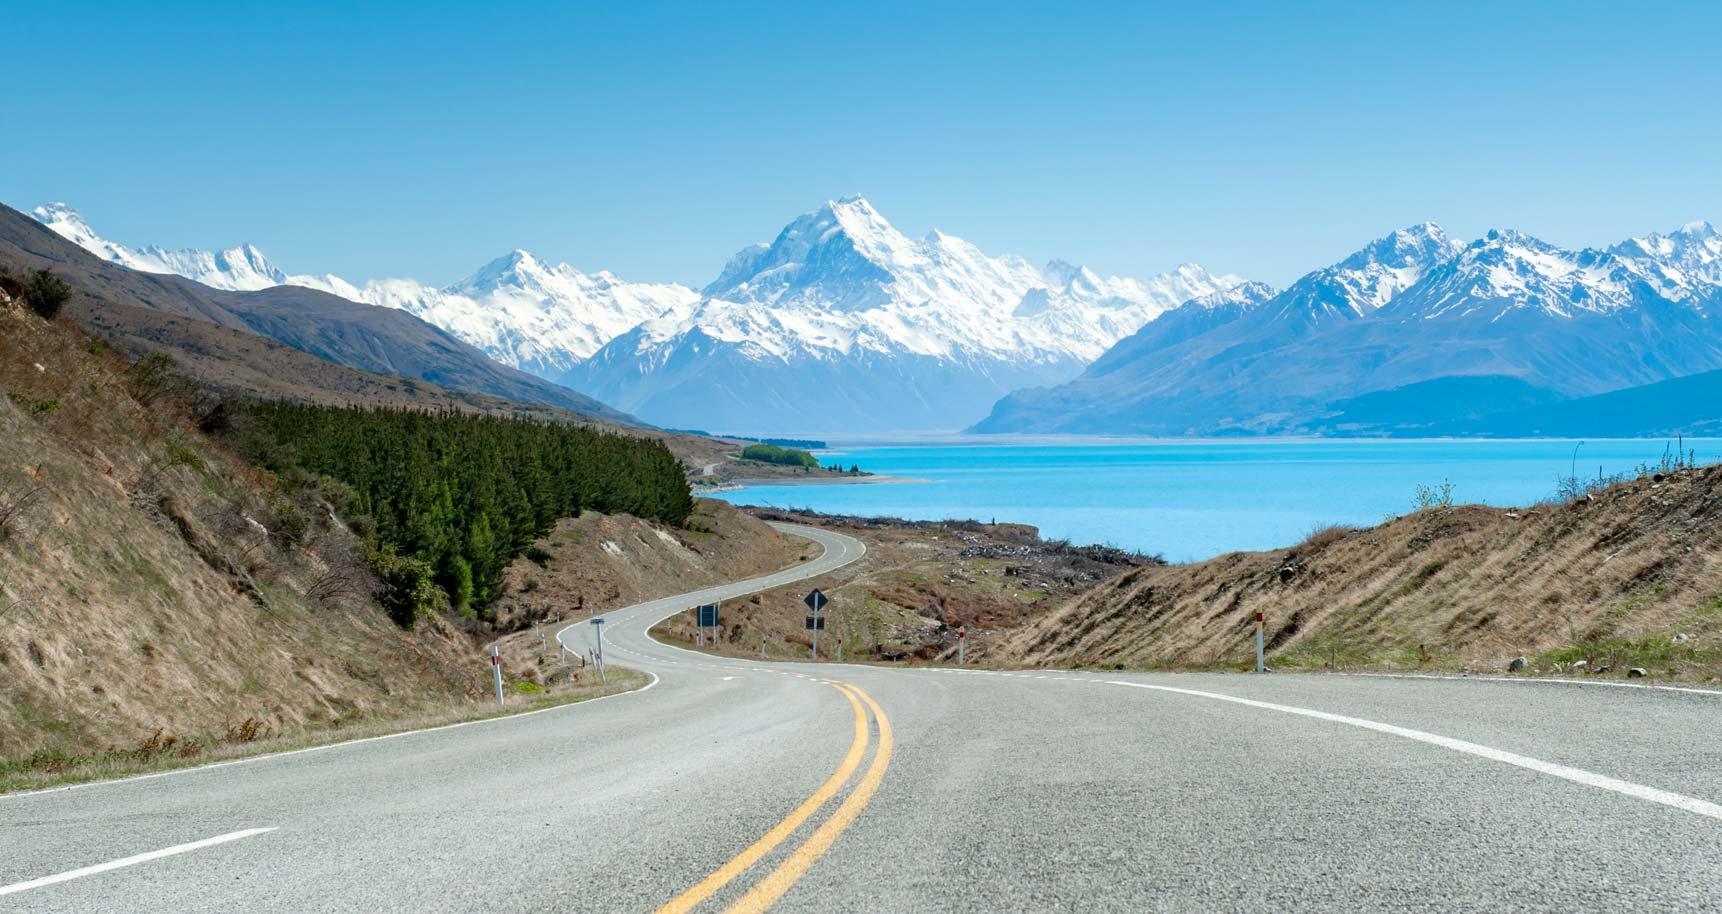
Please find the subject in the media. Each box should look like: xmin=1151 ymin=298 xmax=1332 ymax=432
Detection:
xmin=1349 ymin=671 xmax=1722 ymax=697
xmin=3 ymin=674 xmax=660 ymax=802
xmin=0 ymin=828 xmax=276 ymax=896
xmin=1106 ymin=680 xmax=1722 ymax=823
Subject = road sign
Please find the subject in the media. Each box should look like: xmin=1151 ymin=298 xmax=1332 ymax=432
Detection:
xmin=804 ymin=589 xmax=827 ymax=613
xmin=805 ymin=615 xmax=825 ymax=630
xmin=697 ymin=604 xmax=719 ymax=627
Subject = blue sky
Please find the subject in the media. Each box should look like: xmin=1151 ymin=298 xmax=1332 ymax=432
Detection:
xmin=5 ymin=1 xmax=1720 ymax=288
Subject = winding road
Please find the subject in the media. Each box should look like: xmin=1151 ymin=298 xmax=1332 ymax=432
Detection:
xmin=5 ymin=524 xmax=1722 ymax=912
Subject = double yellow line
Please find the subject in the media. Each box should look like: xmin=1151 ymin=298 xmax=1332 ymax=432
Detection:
xmin=653 ymin=678 xmax=893 ymax=914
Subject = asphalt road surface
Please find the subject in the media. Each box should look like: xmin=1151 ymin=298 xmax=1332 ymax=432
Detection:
xmin=5 ymin=524 xmax=1722 ymax=912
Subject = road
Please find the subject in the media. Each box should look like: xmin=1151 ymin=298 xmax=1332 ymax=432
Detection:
xmin=5 ymin=524 xmax=1722 ymax=912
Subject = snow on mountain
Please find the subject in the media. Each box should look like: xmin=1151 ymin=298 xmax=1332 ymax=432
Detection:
xmin=1607 ymin=220 xmax=1722 ymax=311
xmin=1256 ymin=221 xmax=1461 ymax=327
xmin=573 ymin=195 xmax=1244 ymax=432
xmin=34 ymin=202 xmax=288 ymax=291
xmin=32 ymin=204 xmax=697 ymax=376
xmin=1383 ymin=228 xmax=1688 ymax=321
xmin=975 ymin=219 xmax=1722 ymax=436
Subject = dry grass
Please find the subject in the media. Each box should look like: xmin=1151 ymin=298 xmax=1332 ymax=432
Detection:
xmin=992 ymin=464 xmax=1722 ymax=681
xmin=1 ymin=667 xmax=647 ymax=793
xmin=0 ymin=308 xmax=485 ymax=762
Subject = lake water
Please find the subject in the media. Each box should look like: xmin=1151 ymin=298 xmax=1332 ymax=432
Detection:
xmin=709 ymin=438 xmax=1722 ymax=561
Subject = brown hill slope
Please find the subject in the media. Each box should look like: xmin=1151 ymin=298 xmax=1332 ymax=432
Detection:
xmin=0 ymin=303 xmax=484 ymax=764
xmin=0 ymin=203 xmax=634 ymax=423
xmin=991 ymin=466 xmax=1722 ymax=680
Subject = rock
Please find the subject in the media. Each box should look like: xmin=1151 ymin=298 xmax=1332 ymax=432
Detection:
xmin=1571 ymin=660 xmax=1588 ymax=672
xmin=1672 ymin=633 xmax=1693 ymax=645
xmin=1628 ymin=667 xmax=1648 ymax=679
xmin=1508 ymin=656 xmax=1528 ymax=672
xmin=1593 ymin=664 xmax=1612 ymax=675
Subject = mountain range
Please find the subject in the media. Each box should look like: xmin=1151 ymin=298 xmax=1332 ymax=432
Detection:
xmin=3 ymin=204 xmax=632 ymax=423
xmin=31 ymin=199 xmax=1722 ymax=438
xmin=36 ymin=198 xmax=1240 ymax=433
xmin=974 ymin=221 xmax=1722 ymax=435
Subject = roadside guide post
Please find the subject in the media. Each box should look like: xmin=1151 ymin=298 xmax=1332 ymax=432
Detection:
xmin=760 ymin=636 xmax=766 ymax=661
xmin=958 ymin=627 xmax=966 ymax=666
xmin=804 ymin=589 xmax=827 ymax=661
xmin=1255 ymin=610 xmax=1265 ymax=673
xmin=591 ymin=617 xmax=607 ymax=682
xmin=491 ymin=644 xmax=504 ymax=705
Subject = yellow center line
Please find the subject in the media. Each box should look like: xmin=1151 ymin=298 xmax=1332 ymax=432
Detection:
xmin=721 ymin=683 xmax=894 ymax=914
xmin=652 ymin=682 xmax=870 ymax=914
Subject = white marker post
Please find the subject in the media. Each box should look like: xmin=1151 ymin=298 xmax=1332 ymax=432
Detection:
xmin=958 ymin=627 xmax=966 ymax=666
xmin=760 ymin=636 xmax=766 ymax=661
xmin=491 ymin=644 xmax=504 ymax=705
xmin=1255 ymin=610 xmax=1265 ymax=673
xmin=591 ymin=617 xmax=607 ymax=683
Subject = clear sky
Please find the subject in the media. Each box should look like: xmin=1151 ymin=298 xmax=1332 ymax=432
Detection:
xmin=5 ymin=1 xmax=1720 ymax=289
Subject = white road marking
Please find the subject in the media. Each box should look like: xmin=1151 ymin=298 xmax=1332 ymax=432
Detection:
xmin=5 ymin=674 xmax=660 ymax=801
xmin=0 ymin=828 xmax=275 ymax=896
xmin=1352 ymin=671 xmax=1722 ymax=697
xmin=1108 ymin=680 xmax=1722 ymax=822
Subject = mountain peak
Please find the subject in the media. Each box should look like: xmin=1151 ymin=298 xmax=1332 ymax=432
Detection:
xmin=32 ymin=202 xmax=104 ymax=246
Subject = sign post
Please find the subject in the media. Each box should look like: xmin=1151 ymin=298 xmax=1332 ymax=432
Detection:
xmin=804 ymin=589 xmax=827 ymax=661
xmin=1255 ymin=610 xmax=1265 ymax=673
xmin=697 ymin=603 xmax=720 ymax=648
xmin=491 ymin=644 xmax=504 ymax=705
xmin=591 ymin=617 xmax=607 ymax=682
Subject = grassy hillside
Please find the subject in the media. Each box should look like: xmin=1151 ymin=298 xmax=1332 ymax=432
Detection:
xmin=992 ymin=463 xmax=1722 ymax=680
xmin=0 ymin=289 xmax=717 ymax=788
xmin=0 ymin=300 xmax=484 ymax=768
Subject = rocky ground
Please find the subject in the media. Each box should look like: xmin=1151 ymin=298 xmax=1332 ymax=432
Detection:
xmin=650 ymin=508 xmax=1160 ymax=664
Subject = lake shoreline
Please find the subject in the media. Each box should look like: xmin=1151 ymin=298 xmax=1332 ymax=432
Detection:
xmin=703 ymin=474 xmax=926 ymax=492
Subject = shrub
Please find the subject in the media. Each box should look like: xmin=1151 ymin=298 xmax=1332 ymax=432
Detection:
xmin=1299 ymin=523 xmax=1356 ymax=551
xmin=1412 ymin=478 xmax=1455 ymax=511
xmin=524 ymin=544 xmax=553 ymax=567
xmin=740 ymin=443 xmax=819 ymax=468
xmin=369 ymin=546 xmax=440 ymax=629
xmin=24 ymin=269 xmax=71 ymax=320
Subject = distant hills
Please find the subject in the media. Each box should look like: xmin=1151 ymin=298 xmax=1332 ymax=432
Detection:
xmin=974 ymin=221 xmax=1722 ymax=437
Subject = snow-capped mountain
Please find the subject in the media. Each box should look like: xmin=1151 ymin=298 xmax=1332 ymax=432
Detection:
xmin=1608 ymin=221 xmax=1722 ymax=312
xmin=32 ymin=203 xmax=697 ymax=376
xmin=33 ymin=203 xmax=289 ymax=291
xmin=975 ymin=221 xmax=1722 ymax=436
xmin=1382 ymin=228 xmax=1670 ymax=322
xmin=1255 ymin=221 xmax=1461 ymax=328
xmin=572 ymin=195 xmax=1244 ymax=433
xmin=293 ymin=252 xmax=697 ymax=377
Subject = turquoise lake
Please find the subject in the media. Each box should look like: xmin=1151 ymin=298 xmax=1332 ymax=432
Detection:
xmin=709 ymin=439 xmax=1722 ymax=561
